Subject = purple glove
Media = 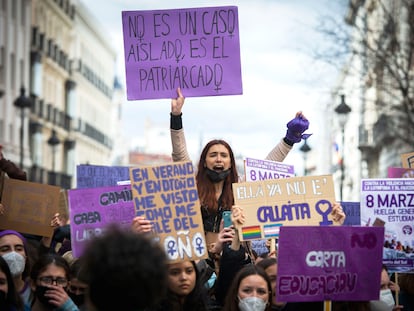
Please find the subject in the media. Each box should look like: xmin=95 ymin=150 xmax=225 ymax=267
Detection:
xmin=285 ymin=115 xmax=311 ymax=144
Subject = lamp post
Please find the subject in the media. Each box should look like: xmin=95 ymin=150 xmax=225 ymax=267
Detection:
xmin=334 ymin=94 xmax=351 ymax=202
xmin=14 ymin=87 xmax=33 ymax=169
xmin=299 ymin=138 xmax=311 ymax=176
xmin=47 ymin=129 xmax=60 ymax=185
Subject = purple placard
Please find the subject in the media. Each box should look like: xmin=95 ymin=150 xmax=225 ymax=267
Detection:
xmin=244 ymin=157 xmax=295 ymax=182
xmin=340 ymin=201 xmax=361 ymax=226
xmin=76 ymin=165 xmax=130 ymax=188
xmin=361 ymin=178 xmax=414 ymax=273
xmin=68 ymin=185 xmax=135 ymax=258
xmin=121 ymin=6 xmax=242 ymax=100
xmin=277 ymin=226 xmax=384 ymax=302
xmin=387 ymin=167 xmax=414 ymax=178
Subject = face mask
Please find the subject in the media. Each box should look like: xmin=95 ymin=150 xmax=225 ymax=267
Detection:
xmin=2 ymin=251 xmax=25 ymax=277
xmin=35 ymin=285 xmax=57 ymax=308
xmin=69 ymin=291 xmax=85 ymax=307
xmin=238 ymin=296 xmax=267 ymax=311
xmin=380 ymin=289 xmax=395 ymax=308
xmin=206 ymin=168 xmax=230 ymax=183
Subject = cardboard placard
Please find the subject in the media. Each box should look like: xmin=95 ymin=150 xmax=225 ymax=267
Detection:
xmin=277 ymin=226 xmax=384 ymax=302
xmin=0 ymin=179 xmax=60 ymax=237
xmin=121 ymin=6 xmax=242 ymax=100
xmin=400 ymin=152 xmax=414 ymax=168
xmin=233 ymin=175 xmax=338 ymax=241
xmin=130 ymin=161 xmax=207 ymax=262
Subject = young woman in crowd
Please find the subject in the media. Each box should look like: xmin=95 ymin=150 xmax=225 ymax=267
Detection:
xmin=0 ymin=230 xmax=32 ymax=305
xmin=0 ymin=255 xmax=26 ymax=311
xmin=148 ymin=260 xmax=208 ymax=311
xmin=222 ymin=264 xmax=272 ymax=311
xmin=166 ymin=88 xmax=310 ymax=247
xmin=27 ymin=253 xmax=78 ymax=311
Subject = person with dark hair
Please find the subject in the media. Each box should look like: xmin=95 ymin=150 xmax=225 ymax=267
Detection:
xmin=222 ymin=264 xmax=272 ymax=311
xmin=370 ymin=265 xmax=404 ymax=311
xmin=80 ymin=225 xmax=168 ymax=311
xmin=28 ymin=253 xmax=78 ymax=311
xmin=67 ymin=259 xmax=87 ymax=311
xmin=398 ymin=273 xmax=414 ymax=311
xmin=0 ymin=255 xmax=25 ymax=311
xmin=132 ymin=88 xmax=311 ymax=247
xmin=148 ymin=260 xmax=208 ymax=311
xmin=167 ymin=88 xmax=310 ymax=247
xmin=0 ymin=230 xmax=32 ymax=305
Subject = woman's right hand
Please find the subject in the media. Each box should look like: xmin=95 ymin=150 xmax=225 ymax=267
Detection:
xmin=171 ymin=87 xmax=184 ymax=116
xmin=131 ymin=216 xmax=153 ymax=233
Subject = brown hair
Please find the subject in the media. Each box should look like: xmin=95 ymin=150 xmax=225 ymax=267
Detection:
xmin=196 ymin=139 xmax=238 ymax=213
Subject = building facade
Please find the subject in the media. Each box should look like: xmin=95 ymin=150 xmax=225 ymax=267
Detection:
xmin=0 ymin=0 xmax=121 ymax=189
xmin=332 ymin=0 xmax=414 ymax=202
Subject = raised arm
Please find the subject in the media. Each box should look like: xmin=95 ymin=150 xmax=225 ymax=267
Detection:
xmin=265 ymin=111 xmax=311 ymax=162
xmin=170 ymin=88 xmax=191 ymax=162
xmin=0 ymin=144 xmax=27 ymax=180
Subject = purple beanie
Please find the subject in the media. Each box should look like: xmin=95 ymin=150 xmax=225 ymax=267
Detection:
xmin=0 ymin=230 xmax=27 ymax=245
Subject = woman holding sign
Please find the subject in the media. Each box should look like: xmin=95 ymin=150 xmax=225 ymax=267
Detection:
xmin=167 ymin=87 xmax=311 ymax=248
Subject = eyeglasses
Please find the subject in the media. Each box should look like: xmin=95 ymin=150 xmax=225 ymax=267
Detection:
xmin=38 ymin=276 xmax=68 ymax=287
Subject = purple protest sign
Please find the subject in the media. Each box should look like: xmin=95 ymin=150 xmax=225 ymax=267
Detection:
xmin=68 ymin=185 xmax=135 ymax=258
xmin=277 ymin=226 xmax=384 ymax=302
xmin=121 ymin=6 xmax=242 ymax=100
xmin=387 ymin=167 xmax=414 ymax=178
xmin=76 ymin=164 xmax=130 ymax=189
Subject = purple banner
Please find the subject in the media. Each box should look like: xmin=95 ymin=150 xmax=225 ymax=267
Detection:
xmin=340 ymin=201 xmax=361 ymax=226
xmin=76 ymin=165 xmax=130 ymax=188
xmin=277 ymin=226 xmax=384 ymax=302
xmin=387 ymin=167 xmax=414 ymax=178
xmin=68 ymin=185 xmax=135 ymax=257
xmin=121 ymin=6 xmax=242 ymax=100
xmin=244 ymin=157 xmax=295 ymax=181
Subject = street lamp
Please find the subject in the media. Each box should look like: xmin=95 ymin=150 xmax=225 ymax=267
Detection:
xmin=299 ymin=138 xmax=311 ymax=176
xmin=47 ymin=129 xmax=60 ymax=184
xmin=14 ymin=87 xmax=33 ymax=169
xmin=334 ymin=94 xmax=351 ymax=202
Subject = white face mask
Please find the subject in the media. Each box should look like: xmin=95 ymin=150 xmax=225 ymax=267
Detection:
xmin=238 ymin=296 xmax=267 ymax=311
xmin=2 ymin=251 xmax=26 ymax=277
xmin=380 ymin=289 xmax=395 ymax=308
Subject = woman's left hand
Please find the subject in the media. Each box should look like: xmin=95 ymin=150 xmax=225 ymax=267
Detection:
xmin=44 ymin=285 xmax=71 ymax=307
xmin=331 ymin=202 xmax=346 ymax=225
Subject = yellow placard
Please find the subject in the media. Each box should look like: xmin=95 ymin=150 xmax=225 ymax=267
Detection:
xmin=129 ymin=161 xmax=207 ymax=262
xmin=233 ymin=175 xmax=338 ymax=241
xmin=0 ymin=179 xmax=61 ymax=237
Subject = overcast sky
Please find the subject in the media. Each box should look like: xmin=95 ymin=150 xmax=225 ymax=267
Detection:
xmin=80 ymin=0 xmax=347 ymax=172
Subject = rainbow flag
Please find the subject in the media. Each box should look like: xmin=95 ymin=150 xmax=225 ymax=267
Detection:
xmin=242 ymin=226 xmax=262 ymax=240
xmin=263 ymin=224 xmax=282 ymax=238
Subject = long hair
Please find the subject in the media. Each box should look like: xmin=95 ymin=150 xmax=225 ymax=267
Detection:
xmin=196 ymin=140 xmax=238 ymax=212
xmin=0 ymin=255 xmax=24 ymax=311
xmin=154 ymin=261 xmax=208 ymax=311
xmin=222 ymin=264 xmax=272 ymax=311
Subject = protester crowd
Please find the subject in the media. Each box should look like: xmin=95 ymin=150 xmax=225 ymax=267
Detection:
xmin=0 ymin=87 xmax=412 ymax=311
